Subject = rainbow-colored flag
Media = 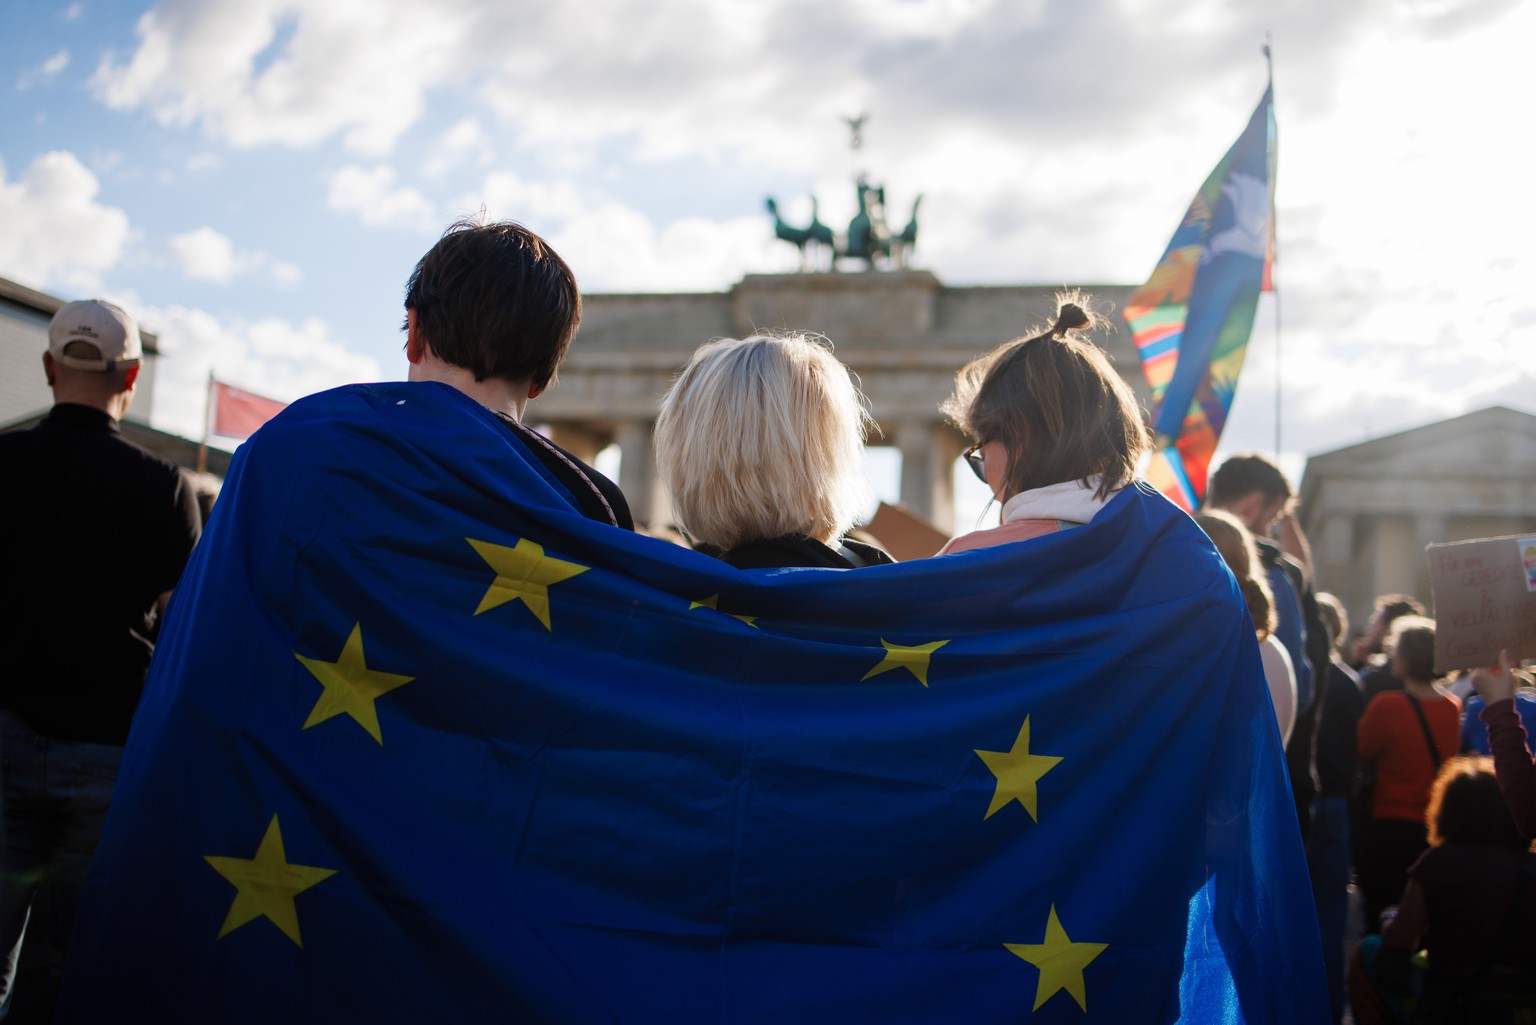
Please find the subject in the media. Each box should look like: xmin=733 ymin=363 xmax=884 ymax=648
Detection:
xmin=1126 ymin=85 xmax=1276 ymax=510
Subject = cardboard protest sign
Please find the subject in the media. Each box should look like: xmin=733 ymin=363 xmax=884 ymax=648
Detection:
xmin=1427 ymin=534 xmax=1536 ymax=673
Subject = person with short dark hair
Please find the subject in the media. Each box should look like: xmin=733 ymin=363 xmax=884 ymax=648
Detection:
xmin=1355 ymin=616 xmax=1461 ymax=934
xmin=1206 ymin=452 xmax=1329 ymax=838
xmin=403 ymin=220 xmax=580 ymax=391
xmin=403 ymin=220 xmax=630 ymax=530
xmin=0 ymin=299 xmax=202 ymax=1020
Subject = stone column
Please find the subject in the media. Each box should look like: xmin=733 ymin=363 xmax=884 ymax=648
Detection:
xmin=1413 ymin=513 xmax=1450 ymax=602
xmin=895 ymin=421 xmax=958 ymax=533
xmin=542 ymin=423 xmax=610 ymax=467
xmin=616 ymin=420 xmax=654 ymax=528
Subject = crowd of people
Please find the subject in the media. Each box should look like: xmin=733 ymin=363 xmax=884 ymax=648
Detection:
xmin=4 ymin=219 xmax=1533 ymax=1022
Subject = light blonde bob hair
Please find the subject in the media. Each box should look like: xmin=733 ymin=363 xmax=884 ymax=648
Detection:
xmin=655 ymin=333 xmax=873 ymax=551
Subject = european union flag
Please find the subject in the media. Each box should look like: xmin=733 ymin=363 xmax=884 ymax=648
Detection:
xmin=59 ymin=382 xmax=1325 ymax=1023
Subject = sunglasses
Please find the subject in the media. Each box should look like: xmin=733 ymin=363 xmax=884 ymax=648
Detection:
xmin=962 ymin=441 xmax=987 ymax=483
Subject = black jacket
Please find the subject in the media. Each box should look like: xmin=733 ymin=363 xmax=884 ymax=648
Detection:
xmin=710 ymin=534 xmax=895 ymax=570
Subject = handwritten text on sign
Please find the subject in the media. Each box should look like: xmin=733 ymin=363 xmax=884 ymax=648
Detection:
xmin=1428 ymin=535 xmax=1536 ymax=673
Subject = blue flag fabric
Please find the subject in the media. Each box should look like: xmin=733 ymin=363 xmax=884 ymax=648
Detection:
xmin=59 ymin=382 xmax=1325 ymax=1023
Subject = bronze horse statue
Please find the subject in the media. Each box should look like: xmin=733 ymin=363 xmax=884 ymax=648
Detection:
xmin=765 ymin=197 xmax=835 ymax=269
xmin=767 ymin=180 xmax=922 ymax=271
xmin=840 ymin=180 xmax=922 ymax=269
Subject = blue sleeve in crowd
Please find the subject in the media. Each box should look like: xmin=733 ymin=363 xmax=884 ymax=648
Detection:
xmin=1463 ymin=695 xmax=1490 ymax=754
xmin=1463 ymin=693 xmax=1536 ymax=756
xmin=1267 ymin=563 xmax=1311 ymax=712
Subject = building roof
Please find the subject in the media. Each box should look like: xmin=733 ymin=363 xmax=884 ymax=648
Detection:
xmin=0 ymin=275 xmax=162 ymax=355
xmin=1298 ymin=405 xmax=1536 ymax=518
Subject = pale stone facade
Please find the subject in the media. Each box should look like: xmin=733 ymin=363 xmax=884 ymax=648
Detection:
xmin=534 ymin=271 xmax=1141 ymax=530
xmin=1297 ymin=406 xmax=1536 ymax=630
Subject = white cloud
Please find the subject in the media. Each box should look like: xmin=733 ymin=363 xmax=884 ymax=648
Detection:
xmin=167 ymin=224 xmax=306 ymax=288
xmin=460 ymin=169 xmax=793 ymax=292
xmin=64 ymin=0 xmax=1536 ymax=476
xmin=185 ymin=152 xmax=222 ymax=172
xmin=138 ymin=302 xmax=387 ymax=440
xmin=421 ymin=117 xmax=492 ymax=177
xmin=92 ymin=0 xmax=469 ymax=155
xmin=169 ymin=225 xmax=238 ymax=283
xmin=327 ymin=164 xmax=438 ymax=231
xmin=16 ymin=50 xmax=70 ymax=90
xmin=0 ymin=151 xmax=130 ymax=291
xmin=62 ymin=4 xmax=82 ymax=22
xmin=270 ymin=260 xmax=302 ymax=288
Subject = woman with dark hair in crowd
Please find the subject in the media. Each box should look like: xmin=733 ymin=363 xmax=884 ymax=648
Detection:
xmin=1350 ymin=756 xmax=1536 ymax=1024
xmin=654 ymin=332 xmax=891 ymax=570
xmin=1194 ymin=509 xmax=1297 ymax=744
xmin=937 ymin=293 xmax=1150 ymax=555
xmin=1356 ymin=616 xmax=1462 ymax=934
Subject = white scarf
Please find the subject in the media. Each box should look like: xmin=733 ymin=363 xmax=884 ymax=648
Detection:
xmin=999 ymin=476 xmax=1116 ymax=526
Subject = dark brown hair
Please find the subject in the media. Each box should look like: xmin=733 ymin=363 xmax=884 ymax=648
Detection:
xmin=1374 ymin=593 xmax=1426 ymax=626
xmin=1427 ymin=756 xmax=1529 ymax=849
xmin=404 ymin=219 xmax=580 ymax=388
xmin=1207 ymin=454 xmax=1292 ymax=508
xmin=941 ymin=291 xmax=1150 ymax=500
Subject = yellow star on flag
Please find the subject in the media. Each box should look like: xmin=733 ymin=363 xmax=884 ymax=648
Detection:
xmin=1005 ymin=904 xmax=1108 ymax=1012
xmin=974 ymin=716 xmax=1063 ymax=821
xmin=294 ymin=622 xmax=414 ymax=745
xmin=468 ymin=537 xmax=589 ymax=630
xmin=688 ymin=594 xmax=758 ymax=628
xmin=204 ymin=815 xmax=337 ymax=948
xmin=860 ymin=638 xmax=949 ymax=686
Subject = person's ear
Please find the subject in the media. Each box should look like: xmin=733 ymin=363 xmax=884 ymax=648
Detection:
xmin=124 ymin=364 xmax=141 ymax=390
xmin=1229 ymin=492 xmax=1266 ymax=531
xmin=528 ymin=382 xmax=544 ymax=399
xmin=42 ymin=351 xmax=55 ymax=387
xmin=404 ymin=309 xmax=426 ymax=364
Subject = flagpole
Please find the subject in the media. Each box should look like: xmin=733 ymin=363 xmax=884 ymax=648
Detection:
xmin=196 ymin=370 xmax=212 ymax=476
xmin=1265 ymin=34 xmax=1283 ymax=460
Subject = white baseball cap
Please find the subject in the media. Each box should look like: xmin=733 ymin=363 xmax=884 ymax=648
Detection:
xmin=48 ymin=299 xmax=142 ymax=371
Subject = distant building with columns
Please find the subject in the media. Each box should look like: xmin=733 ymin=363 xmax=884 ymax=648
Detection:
xmin=1298 ymin=405 xmax=1536 ymax=630
xmin=534 ymin=271 xmax=1140 ymax=531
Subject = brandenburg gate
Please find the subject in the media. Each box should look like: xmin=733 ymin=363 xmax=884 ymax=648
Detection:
xmin=533 ymin=271 xmax=1141 ymax=532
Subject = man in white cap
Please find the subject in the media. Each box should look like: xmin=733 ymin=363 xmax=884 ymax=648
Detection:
xmin=0 ymin=299 xmax=201 ymax=1021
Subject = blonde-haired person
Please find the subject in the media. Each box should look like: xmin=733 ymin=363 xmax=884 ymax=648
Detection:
xmin=1195 ymin=509 xmax=1297 ymax=745
xmin=655 ymin=333 xmax=892 ymax=569
xmin=938 ymin=293 xmax=1151 ymax=555
xmin=1355 ymin=615 xmax=1460 ymax=935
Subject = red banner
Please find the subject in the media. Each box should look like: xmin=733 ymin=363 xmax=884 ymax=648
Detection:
xmin=210 ymin=381 xmax=286 ymax=440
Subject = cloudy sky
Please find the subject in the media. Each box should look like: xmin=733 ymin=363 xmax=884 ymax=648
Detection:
xmin=3 ymin=0 xmax=1532 ymax=517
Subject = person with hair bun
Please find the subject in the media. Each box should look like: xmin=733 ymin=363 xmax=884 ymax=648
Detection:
xmin=1195 ymin=509 xmax=1298 ymax=744
xmin=655 ymin=332 xmax=892 ymax=569
xmin=938 ymin=292 xmax=1151 ymax=555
